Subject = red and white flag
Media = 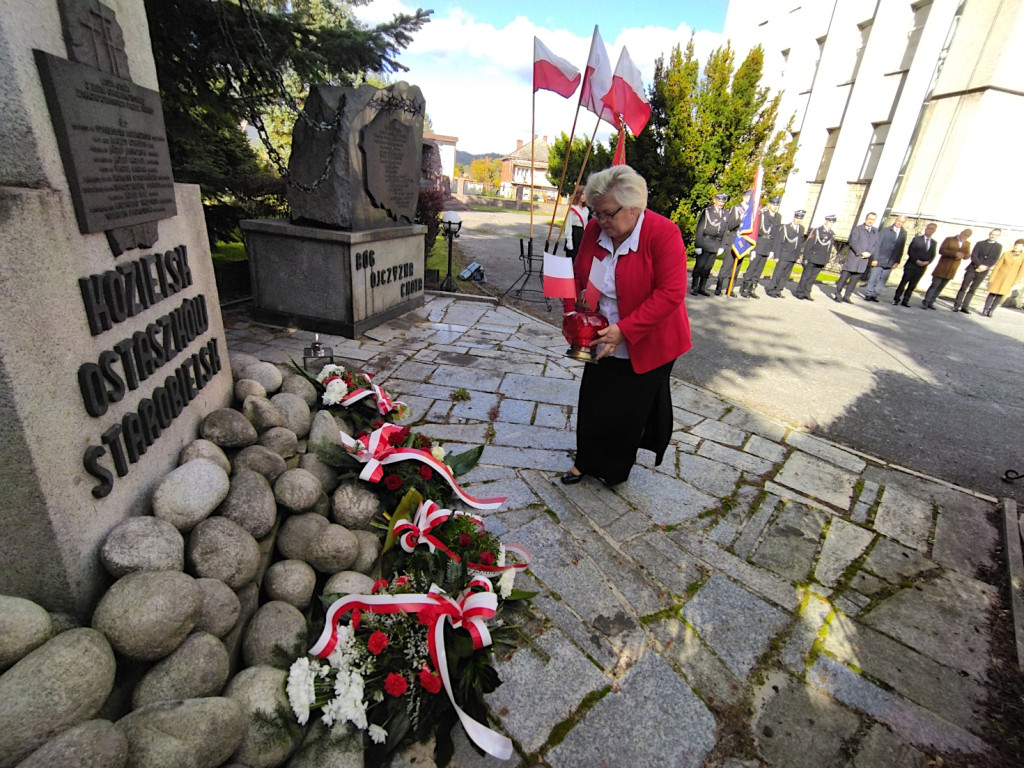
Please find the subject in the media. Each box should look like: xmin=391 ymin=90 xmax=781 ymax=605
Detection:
xmin=543 ymin=252 xmax=577 ymax=299
xmin=534 ymin=37 xmax=581 ymax=98
xmin=580 ymin=26 xmax=616 ymax=126
xmin=602 ymin=47 xmax=651 ymax=136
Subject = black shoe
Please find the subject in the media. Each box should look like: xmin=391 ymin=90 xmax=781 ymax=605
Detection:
xmin=748 ymin=290 xmax=760 ymax=299
xmin=959 ymin=308 xmax=970 ymax=314
xmin=893 ymin=298 xmax=900 ymax=305
xmin=832 ymin=292 xmax=842 ymax=302
xmin=697 ymin=287 xmax=711 ymax=297
xmin=926 ymin=304 xmax=936 ymax=310
xmin=951 ymin=305 xmax=960 ymax=311
xmin=901 ymin=301 xmax=910 ymax=307
xmin=920 ymin=303 xmax=929 ymax=309
xmin=689 ymin=287 xmax=699 ymax=296
xmin=714 ymin=287 xmax=723 ymax=296
xmin=866 ymin=296 xmax=879 ymax=302
xmin=559 ymin=470 xmax=584 ymax=485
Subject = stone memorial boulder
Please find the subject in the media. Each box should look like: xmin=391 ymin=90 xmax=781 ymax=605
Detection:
xmin=178 ymin=438 xmax=231 ymax=474
xmin=195 ymin=578 xmax=242 ymax=638
xmin=14 ymin=719 xmax=127 ymax=768
xmin=0 ymin=596 xmax=52 ymax=672
xmin=271 ymin=393 xmax=312 ymax=438
xmin=217 ymin=469 xmax=277 ymax=539
xmin=234 ymin=377 xmax=267 ymax=404
xmin=299 ymin=453 xmax=339 ymax=494
xmin=241 ymin=362 xmax=283 ymax=395
xmin=306 ymin=524 xmax=359 ymax=573
xmin=307 ymin=410 xmax=348 ymax=451
xmin=274 ymin=468 xmax=322 ymax=513
xmin=351 ymin=529 xmax=381 ymax=575
xmin=188 ymin=518 xmax=260 ymax=589
xmin=100 ymin=517 xmax=185 ymax=577
xmin=229 ymin=353 xmax=261 ymax=380
xmin=132 ymin=632 xmax=230 ymax=709
xmin=278 ymin=514 xmax=330 ymax=561
xmin=115 ymin=697 xmax=245 ymax=768
xmin=311 ymin=489 xmax=331 ymax=517
xmin=233 ymin=444 xmax=287 ymax=482
xmin=280 ymin=374 xmax=318 ymax=407
xmin=264 ymin=560 xmax=317 ymax=609
xmin=259 ymin=425 xmax=299 ymax=458
xmin=91 ymin=572 xmax=202 ymax=660
xmin=323 ymin=570 xmax=374 ymax=597
xmin=226 ymin=666 xmax=302 ymax=768
xmin=152 ymin=458 xmax=230 ymax=532
xmin=242 ymin=601 xmax=308 ymax=669
xmin=242 ymin=395 xmax=285 ymax=433
xmin=331 ymin=482 xmax=383 ymax=530
xmin=285 ymin=719 xmax=363 ymax=768
xmin=0 ymin=628 xmax=115 ymax=767
xmin=200 ymin=409 xmax=259 ymax=449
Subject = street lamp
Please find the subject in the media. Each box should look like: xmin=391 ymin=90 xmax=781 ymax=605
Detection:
xmin=439 ymin=211 xmax=462 ymax=292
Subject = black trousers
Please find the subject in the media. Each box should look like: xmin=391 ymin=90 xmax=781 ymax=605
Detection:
xmin=894 ymin=265 xmax=926 ymax=304
xmin=716 ymin=251 xmax=746 ymax=291
xmin=742 ymin=253 xmax=770 ymax=289
xmin=795 ymin=264 xmax=825 ymax=297
xmin=575 ymin=357 xmax=674 ymax=486
xmin=954 ymin=268 xmax=986 ymax=309
xmin=693 ymin=251 xmax=717 ymax=279
xmin=835 ymin=270 xmax=865 ymax=298
xmin=923 ymin=276 xmax=950 ymax=307
xmin=767 ymin=260 xmax=797 ymax=294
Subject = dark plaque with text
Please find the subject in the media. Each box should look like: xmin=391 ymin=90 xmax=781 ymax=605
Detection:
xmin=361 ymin=113 xmax=419 ymax=224
xmin=34 ymin=49 xmax=177 ymax=233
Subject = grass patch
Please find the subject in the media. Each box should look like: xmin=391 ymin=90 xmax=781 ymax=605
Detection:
xmin=450 ymin=387 xmax=471 ymax=402
xmin=545 ymin=685 xmax=613 ymax=749
xmin=211 ymin=241 xmax=247 ymax=262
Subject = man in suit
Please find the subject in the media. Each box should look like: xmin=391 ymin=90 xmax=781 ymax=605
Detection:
xmin=740 ymin=195 xmax=782 ymax=299
xmin=953 ymin=229 xmax=1003 ymax=314
xmin=863 ymin=215 xmax=908 ymax=302
xmin=793 ymin=214 xmax=836 ymax=301
xmin=691 ymin=192 xmax=730 ymax=296
xmin=834 ymin=212 xmax=880 ymax=302
xmin=922 ymin=228 xmax=971 ymax=309
xmin=765 ymin=210 xmax=806 ymax=297
xmin=893 ymin=223 xmax=938 ymax=306
xmin=715 ymin=190 xmax=751 ymax=296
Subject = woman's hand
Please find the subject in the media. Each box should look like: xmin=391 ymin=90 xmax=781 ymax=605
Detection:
xmin=594 ymin=323 xmax=624 ymax=360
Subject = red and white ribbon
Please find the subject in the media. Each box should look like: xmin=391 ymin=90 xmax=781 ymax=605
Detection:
xmin=321 ymin=372 xmax=406 ymax=416
xmin=311 ymin=582 xmax=513 ymax=759
xmin=338 ymin=425 xmax=506 ymax=511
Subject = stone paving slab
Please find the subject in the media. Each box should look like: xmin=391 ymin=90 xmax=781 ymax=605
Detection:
xmin=750 ymin=501 xmax=827 ymax=583
xmin=615 ymin=466 xmax=718 ymax=524
xmin=773 ymin=451 xmax=859 ymax=510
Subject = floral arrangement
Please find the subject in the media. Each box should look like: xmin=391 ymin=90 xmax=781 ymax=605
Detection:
xmin=289 ymin=361 xmax=408 ymax=434
xmin=286 ymin=491 xmax=533 ymax=766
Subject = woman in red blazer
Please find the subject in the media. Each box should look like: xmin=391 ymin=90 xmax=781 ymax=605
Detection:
xmin=561 ymin=166 xmax=692 ymax=486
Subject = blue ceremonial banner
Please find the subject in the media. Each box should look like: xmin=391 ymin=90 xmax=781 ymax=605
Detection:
xmin=731 ymin=166 xmax=763 ymax=258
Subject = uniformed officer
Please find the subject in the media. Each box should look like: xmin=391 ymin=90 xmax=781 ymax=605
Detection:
xmin=691 ymin=192 xmax=730 ymax=296
xmin=715 ymin=190 xmax=751 ymax=296
xmin=793 ymin=214 xmax=837 ymax=301
xmin=740 ymin=195 xmax=782 ymax=299
xmin=765 ymin=210 xmax=806 ymax=297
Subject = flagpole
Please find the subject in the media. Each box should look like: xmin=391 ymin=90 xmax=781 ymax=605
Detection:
xmin=552 ymin=114 xmax=601 ymax=250
xmin=545 ymin=103 xmax=582 ymax=251
xmin=529 ymin=90 xmax=536 ymax=243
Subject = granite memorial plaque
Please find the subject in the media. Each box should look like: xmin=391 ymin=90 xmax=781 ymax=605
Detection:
xmin=361 ymin=113 xmax=419 ymax=223
xmin=34 ymin=49 xmax=177 ymax=234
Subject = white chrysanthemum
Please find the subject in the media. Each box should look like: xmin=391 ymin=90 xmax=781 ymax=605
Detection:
xmin=322 ymin=378 xmax=349 ymax=406
xmin=327 ymin=625 xmax=356 ymax=670
xmin=368 ymin=724 xmax=388 ymax=744
xmin=286 ymin=657 xmax=318 ymax=725
xmin=497 ymin=544 xmax=506 ymax=567
xmin=497 ymin=568 xmax=516 ymax=599
xmin=430 ymin=445 xmax=445 ymax=461
xmin=316 ymin=364 xmax=345 ymax=384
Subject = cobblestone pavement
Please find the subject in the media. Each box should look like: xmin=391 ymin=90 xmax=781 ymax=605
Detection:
xmin=224 ymin=295 xmax=1010 ymax=767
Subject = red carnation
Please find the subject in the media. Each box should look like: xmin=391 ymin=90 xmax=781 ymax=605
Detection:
xmin=394 ymin=575 xmax=410 ymax=586
xmin=396 ymin=427 xmax=411 ymax=443
xmin=479 ymin=551 xmax=495 ymax=566
xmin=419 ymin=466 xmax=433 ymax=481
xmin=458 ymin=533 xmax=472 ymax=547
xmin=371 ymin=579 xmax=388 ymax=594
xmin=419 ymin=667 xmax=442 ymax=694
xmin=384 ymin=672 xmax=408 ymax=697
xmin=384 ymin=474 xmax=403 ymax=490
xmin=367 ymin=631 xmax=389 ymax=655
xmin=371 ymin=419 xmax=385 ymax=429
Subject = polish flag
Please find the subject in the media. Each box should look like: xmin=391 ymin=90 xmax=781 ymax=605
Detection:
xmin=580 ymin=26 xmax=616 ymax=127
xmin=543 ymin=252 xmax=577 ymax=299
xmin=602 ymin=47 xmax=651 ymax=136
xmin=534 ymin=37 xmax=581 ymax=98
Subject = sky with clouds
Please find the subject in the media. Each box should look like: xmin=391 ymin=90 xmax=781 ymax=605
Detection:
xmin=354 ymin=1 xmax=729 ymax=155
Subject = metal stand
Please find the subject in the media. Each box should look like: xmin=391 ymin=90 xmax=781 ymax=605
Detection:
xmin=500 ymin=238 xmax=551 ymax=309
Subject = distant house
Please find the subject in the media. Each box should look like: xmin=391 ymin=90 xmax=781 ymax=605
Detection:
xmin=499 ymin=136 xmax=558 ymax=201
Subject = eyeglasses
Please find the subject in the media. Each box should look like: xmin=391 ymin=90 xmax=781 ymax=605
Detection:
xmin=593 ymin=206 xmax=622 ymax=222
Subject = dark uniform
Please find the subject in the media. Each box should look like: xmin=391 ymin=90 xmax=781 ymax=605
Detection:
xmin=715 ymin=198 xmax=749 ymax=296
xmin=794 ymin=215 xmax=837 ymax=300
xmin=765 ymin=211 xmax=806 ymax=297
xmin=740 ymin=197 xmax=782 ymax=298
xmin=953 ymin=236 xmax=1003 ymax=313
xmin=691 ymin=194 xmax=730 ymax=296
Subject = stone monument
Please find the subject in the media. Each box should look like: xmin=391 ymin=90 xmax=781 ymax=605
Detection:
xmin=241 ymin=82 xmax=428 ymax=337
xmin=0 ymin=0 xmax=231 ymax=617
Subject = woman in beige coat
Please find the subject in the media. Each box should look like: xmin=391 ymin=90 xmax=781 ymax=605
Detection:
xmin=982 ymin=239 xmax=1024 ymax=316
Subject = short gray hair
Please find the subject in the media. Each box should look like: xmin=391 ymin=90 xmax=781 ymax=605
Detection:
xmin=585 ymin=165 xmax=648 ymax=211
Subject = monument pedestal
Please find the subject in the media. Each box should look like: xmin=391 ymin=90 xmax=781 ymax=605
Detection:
xmin=241 ymin=219 xmax=427 ymax=338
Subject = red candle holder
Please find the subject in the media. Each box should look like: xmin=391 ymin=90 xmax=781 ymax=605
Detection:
xmin=562 ymin=299 xmax=609 ymax=363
